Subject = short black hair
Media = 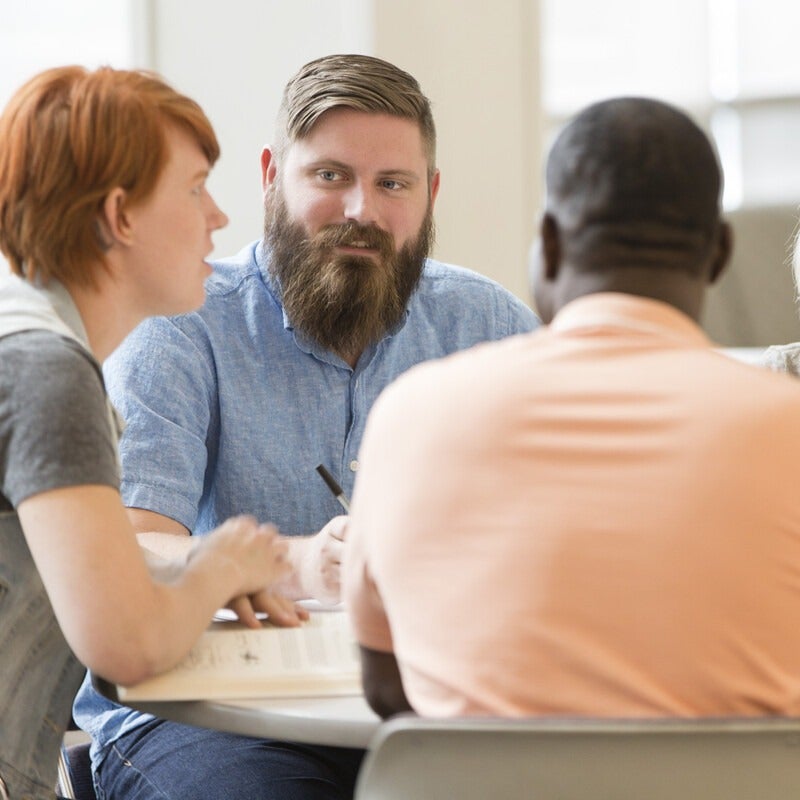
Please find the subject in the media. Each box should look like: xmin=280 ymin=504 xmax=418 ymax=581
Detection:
xmin=546 ymin=97 xmax=722 ymax=274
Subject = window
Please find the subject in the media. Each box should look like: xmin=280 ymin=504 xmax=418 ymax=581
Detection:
xmin=0 ymin=0 xmax=146 ymax=113
xmin=541 ymin=0 xmax=800 ymax=209
xmin=0 ymin=0 xmax=146 ymax=273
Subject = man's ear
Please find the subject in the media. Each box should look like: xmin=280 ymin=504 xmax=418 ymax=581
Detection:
xmin=708 ymin=220 xmax=733 ymax=285
xmin=99 ymin=188 xmax=132 ymax=247
xmin=261 ymin=146 xmax=278 ymax=193
xmin=541 ymin=212 xmax=562 ymax=280
xmin=429 ymin=169 xmax=441 ymax=208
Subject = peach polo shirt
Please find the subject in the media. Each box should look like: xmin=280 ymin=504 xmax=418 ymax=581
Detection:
xmin=344 ymin=293 xmax=800 ymax=718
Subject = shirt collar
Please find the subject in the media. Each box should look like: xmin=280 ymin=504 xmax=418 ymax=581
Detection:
xmin=550 ymin=293 xmax=711 ymax=347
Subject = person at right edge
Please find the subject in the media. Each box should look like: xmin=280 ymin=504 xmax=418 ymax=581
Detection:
xmin=763 ymin=239 xmax=800 ymax=375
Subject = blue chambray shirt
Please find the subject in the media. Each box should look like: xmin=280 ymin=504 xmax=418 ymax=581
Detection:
xmin=73 ymin=239 xmax=538 ymax=761
xmin=109 ymin=239 xmax=536 ymax=535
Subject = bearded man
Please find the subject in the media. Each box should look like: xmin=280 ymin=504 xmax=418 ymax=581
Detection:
xmin=73 ymin=54 xmax=537 ymax=800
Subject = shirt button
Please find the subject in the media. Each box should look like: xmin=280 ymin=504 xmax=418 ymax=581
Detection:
xmin=349 ymin=460 xmax=359 ymax=472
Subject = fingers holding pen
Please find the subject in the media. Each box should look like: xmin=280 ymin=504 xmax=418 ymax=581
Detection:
xmin=326 ymin=514 xmax=349 ymax=545
xmin=287 ymin=515 xmax=348 ymax=605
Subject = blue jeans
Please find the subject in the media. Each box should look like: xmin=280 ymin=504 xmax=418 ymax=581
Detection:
xmin=94 ymin=718 xmax=365 ymax=800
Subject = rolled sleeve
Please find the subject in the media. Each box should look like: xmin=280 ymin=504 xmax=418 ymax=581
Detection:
xmin=104 ymin=316 xmax=217 ymax=532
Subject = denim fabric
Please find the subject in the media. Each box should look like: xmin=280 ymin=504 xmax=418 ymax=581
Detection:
xmin=0 ymin=513 xmax=86 ymax=800
xmin=74 ymin=239 xmax=538 ymax=782
xmin=95 ymin=718 xmax=363 ymax=800
xmin=104 ymin=240 xmax=538 ymax=537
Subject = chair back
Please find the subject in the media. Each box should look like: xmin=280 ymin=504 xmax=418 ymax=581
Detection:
xmin=354 ymin=715 xmax=800 ymax=800
xmin=701 ymin=203 xmax=798 ymax=346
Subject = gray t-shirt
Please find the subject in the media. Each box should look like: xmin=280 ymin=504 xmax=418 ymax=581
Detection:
xmin=0 ymin=330 xmax=119 ymax=510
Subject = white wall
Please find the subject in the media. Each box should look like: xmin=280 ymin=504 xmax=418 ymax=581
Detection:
xmin=148 ymin=0 xmax=375 ymax=260
xmin=374 ymin=0 xmax=541 ymax=303
xmin=147 ymin=0 xmax=541 ymax=306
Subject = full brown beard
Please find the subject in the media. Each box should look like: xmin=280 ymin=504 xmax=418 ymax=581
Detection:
xmin=264 ymin=188 xmax=434 ymax=361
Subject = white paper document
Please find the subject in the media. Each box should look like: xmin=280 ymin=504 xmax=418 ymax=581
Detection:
xmin=118 ymin=612 xmax=361 ymax=702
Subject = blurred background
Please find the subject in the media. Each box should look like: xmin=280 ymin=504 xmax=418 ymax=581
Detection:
xmin=2 ymin=0 xmax=799 ymax=345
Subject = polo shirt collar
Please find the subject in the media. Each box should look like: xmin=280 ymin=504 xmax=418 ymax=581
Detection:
xmin=551 ymin=293 xmax=711 ymax=347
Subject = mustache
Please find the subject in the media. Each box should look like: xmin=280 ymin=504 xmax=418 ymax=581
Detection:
xmin=314 ymin=222 xmax=394 ymax=257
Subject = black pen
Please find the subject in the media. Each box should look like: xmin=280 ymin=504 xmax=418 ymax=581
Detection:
xmin=315 ymin=464 xmax=351 ymax=513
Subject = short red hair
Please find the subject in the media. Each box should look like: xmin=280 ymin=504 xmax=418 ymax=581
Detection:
xmin=0 ymin=65 xmax=220 ymax=286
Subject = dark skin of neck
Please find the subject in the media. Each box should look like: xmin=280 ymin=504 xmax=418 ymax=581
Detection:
xmin=532 ymin=212 xmax=733 ymax=325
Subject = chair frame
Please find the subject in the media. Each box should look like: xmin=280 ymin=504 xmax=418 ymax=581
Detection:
xmin=354 ymin=714 xmax=800 ymax=800
xmin=56 ymin=740 xmax=95 ymax=800
xmin=57 ymin=746 xmax=75 ymax=798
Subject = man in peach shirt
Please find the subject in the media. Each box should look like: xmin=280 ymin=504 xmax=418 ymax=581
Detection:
xmin=344 ymin=97 xmax=800 ymax=719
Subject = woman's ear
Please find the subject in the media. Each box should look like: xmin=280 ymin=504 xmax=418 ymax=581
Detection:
xmin=98 ymin=188 xmax=133 ymax=248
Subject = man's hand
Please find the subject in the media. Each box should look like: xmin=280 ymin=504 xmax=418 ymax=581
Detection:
xmin=284 ymin=515 xmax=348 ymax=604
